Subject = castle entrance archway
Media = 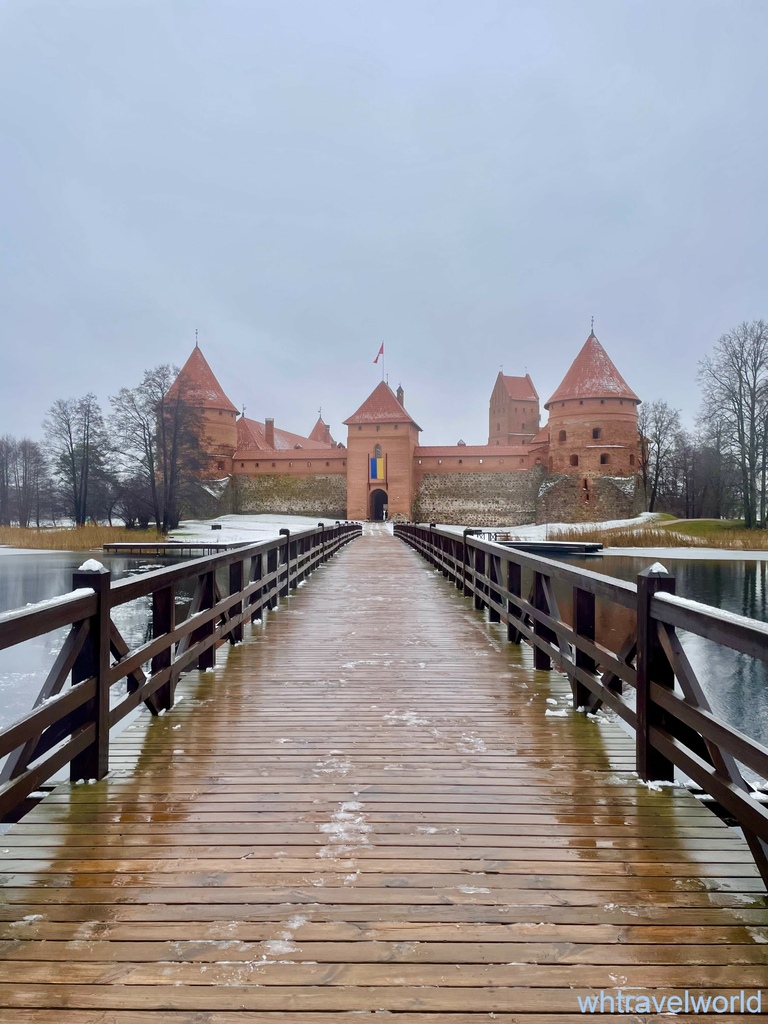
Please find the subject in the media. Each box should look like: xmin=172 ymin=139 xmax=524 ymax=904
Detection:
xmin=370 ymin=489 xmax=388 ymax=521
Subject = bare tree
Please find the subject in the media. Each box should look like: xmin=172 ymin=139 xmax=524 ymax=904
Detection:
xmin=110 ymin=365 xmax=207 ymax=532
xmin=698 ymin=320 xmax=768 ymax=528
xmin=44 ymin=394 xmax=109 ymax=525
xmin=638 ymin=400 xmax=683 ymax=513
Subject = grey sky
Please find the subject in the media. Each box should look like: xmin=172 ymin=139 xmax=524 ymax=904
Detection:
xmin=1 ymin=0 xmax=766 ymax=446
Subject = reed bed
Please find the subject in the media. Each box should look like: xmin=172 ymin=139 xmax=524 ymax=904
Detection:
xmin=548 ymin=524 xmax=768 ymax=549
xmin=0 ymin=524 xmax=163 ymax=551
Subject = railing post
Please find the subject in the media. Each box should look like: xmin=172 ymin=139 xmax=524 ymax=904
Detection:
xmin=474 ymin=547 xmax=485 ymax=611
xmin=71 ymin=565 xmax=111 ymax=782
xmin=637 ymin=564 xmax=676 ymax=781
xmin=462 ymin=528 xmax=479 ymax=597
xmin=228 ymin=558 xmax=244 ymax=644
xmin=267 ymin=547 xmax=279 ymax=610
xmin=279 ymin=529 xmax=291 ymax=597
xmin=317 ymin=522 xmax=326 ymax=562
xmin=152 ymin=583 xmax=175 ymax=711
xmin=573 ymin=585 xmax=596 ymax=708
xmin=507 ymin=558 xmax=522 ymax=643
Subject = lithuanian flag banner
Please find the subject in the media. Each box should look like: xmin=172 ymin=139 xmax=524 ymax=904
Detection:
xmin=370 ymin=457 xmax=385 ymax=480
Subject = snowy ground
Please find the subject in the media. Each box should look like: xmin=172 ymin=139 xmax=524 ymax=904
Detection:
xmin=171 ymin=513 xmax=358 ymax=545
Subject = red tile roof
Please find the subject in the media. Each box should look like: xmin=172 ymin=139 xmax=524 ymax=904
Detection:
xmin=308 ymin=416 xmax=335 ymax=446
xmin=167 ymin=346 xmax=239 ymax=414
xmin=236 ymin=416 xmax=333 ymax=454
xmin=416 ymin=444 xmax=532 ymax=457
xmin=545 ymin=333 xmax=640 ymax=408
xmin=501 ymin=373 xmax=538 ymax=401
xmin=344 ymin=381 xmax=421 ymax=429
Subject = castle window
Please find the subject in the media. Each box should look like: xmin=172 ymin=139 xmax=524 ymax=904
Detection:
xmin=358 ymin=426 xmax=362 ymax=431
xmin=219 ymin=411 xmax=222 ymax=416
xmin=458 ymin=459 xmax=463 ymax=464
xmin=479 ymin=459 xmax=483 ymax=464
xmin=418 ymin=459 xmax=422 ymax=464
xmin=343 ymin=460 xmax=346 ymax=466
xmin=326 ymin=461 xmax=330 ymax=466
xmin=256 ymin=462 xmax=259 ymax=467
xmin=289 ymin=462 xmax=293 ymax=467
xmin=558 ymin=430 xmax=567 ymax=442
xmin=570 ymin=454 xmax=579 ymax=467
xmin=271 ymin=462 xmax=275 ymax=467
xmin=307 ymin=461 xmax=311 ymax=466
xmin=592 ymin=427 xmax=602 ymax=439
xmin=438 ymin=459 xmax=442 ymax=464
xmin=629 ymin=454 xmax=636 ymax=466
xmin=521 ymin=423 xmax=526 ymax=430
xmin=374 ymin=444 xmax=382 ymax=458
xmin=240 ymin=462 xmax=244 ymax=467
xmin=217 ymin=461 xmax=224 ymax=470
xmin=376 ymin=425 xmax=380 ymax=432
xmin=600 ymin=399 xmax=605 ymax=404
xmin=520 ymin=458 xmax=524 ymax=464
xmin=600 ymin=453 xmax=610 ymax=465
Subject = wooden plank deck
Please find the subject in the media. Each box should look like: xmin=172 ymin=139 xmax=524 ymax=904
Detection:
xmin=1 ymin=523 xmax=766 ymax=1022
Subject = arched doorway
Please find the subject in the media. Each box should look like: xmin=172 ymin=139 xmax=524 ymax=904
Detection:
xmin=370 ymin=488 xmax=388 ymax=521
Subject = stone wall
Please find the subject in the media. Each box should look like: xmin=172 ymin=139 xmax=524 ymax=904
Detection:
xmin=232 ymin=474 xmax=347 ymax=519
xmin=413 ymin=468 xmax=545 ymax=526
xmin=536 ymin=474 xmax=642 ymax=524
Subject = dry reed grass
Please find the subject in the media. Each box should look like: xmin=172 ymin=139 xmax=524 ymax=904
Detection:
xmin=0 ymin=524 xmax=163 ymax=551
xmin=549 ymin=524 xmax=768 ymax=549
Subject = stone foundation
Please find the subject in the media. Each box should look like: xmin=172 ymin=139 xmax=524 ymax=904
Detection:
xmin=536 ymin=474 xmax=642 ymax=523
xmin=232 ymin=475 xmax=347 ymax=519
xmin=413 ymin=468 xmax=545 ymax=526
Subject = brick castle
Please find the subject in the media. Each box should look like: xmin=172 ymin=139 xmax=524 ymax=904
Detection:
xmin=168 ymin=331 xmax=642 ymax=526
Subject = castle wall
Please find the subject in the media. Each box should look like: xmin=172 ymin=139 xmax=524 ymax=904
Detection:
xmin=536 ymin=474 xmax=642 ymax=524
xmin=414 ymin=466 xmax=546 ymax=526
xmin=232 ymin=474 xmax=347 ymax=519
xmin=202 ymin=407 xmax=238 ymax=455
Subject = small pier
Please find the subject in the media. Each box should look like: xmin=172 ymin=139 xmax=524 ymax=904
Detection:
xmin=102 ymin=541 xmax=245 ymax=557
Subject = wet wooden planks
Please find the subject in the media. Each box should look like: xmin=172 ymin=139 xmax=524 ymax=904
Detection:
xmin=1 ymin=523 xmax=767 ymax=1020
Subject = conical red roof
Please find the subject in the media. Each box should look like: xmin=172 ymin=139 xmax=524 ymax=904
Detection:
xmin=344 ymin=381 xmax=421 ymax=430
xmin=167 ymin=346 xmax=239 ymax=414
xmin=308 ymin=416 xmax=335 ymax=446
xmin=545 ymin=333 xmax=639 ymax=408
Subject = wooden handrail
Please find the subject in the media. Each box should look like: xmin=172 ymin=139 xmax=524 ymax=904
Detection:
xmin=0 ymin=522 xmax=361 ymax=822
xmin=395 ymin=522 xmax=768 ymax=886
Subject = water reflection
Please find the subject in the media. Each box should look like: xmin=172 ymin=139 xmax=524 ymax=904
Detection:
xmin=563 ymin=554 xmax=768 ymax=750
xmin=0 ymin=550 xmax=192 ymax=731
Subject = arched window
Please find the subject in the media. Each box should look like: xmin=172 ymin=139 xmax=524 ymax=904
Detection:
xmin=600 ymin=453 xmax=610 ymax=465
xmin=558 ymin=430 xmax=567 ymax=442
xmin=374 ymin=444 xmax=382 ymax=458
xmin=629 ymin=453 xmax=636 ymax=467
xmin=570 ymin=454 xmax=579 ymax=467
xmin=592 ymin=427 xmax=602 ymax=440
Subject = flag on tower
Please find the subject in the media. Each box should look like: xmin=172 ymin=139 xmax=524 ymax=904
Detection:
xmin=373 ymin=343 xmax=384 ymax=364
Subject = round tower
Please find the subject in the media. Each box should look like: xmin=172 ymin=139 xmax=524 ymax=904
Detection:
xmin=166 ymin=344 xmax=239 ymax=470
xmin=544 ymin=331 xmax=640 ymax=478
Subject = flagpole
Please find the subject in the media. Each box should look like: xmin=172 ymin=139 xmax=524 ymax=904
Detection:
xmin=381 ymin=343 xmax=384 ymax=383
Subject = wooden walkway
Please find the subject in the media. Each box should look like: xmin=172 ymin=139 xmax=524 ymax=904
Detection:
xmin=1 ymin=524 xmax=766 ymax=1022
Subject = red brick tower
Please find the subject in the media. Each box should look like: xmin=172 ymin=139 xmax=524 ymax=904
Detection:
xmin=544 ymin=331 xmax=640 ymax=477
xmin=344 ymin=382 xmax=421 ymax=520
xmin=488 ymin=373 xmax=540 ymax=445
xmin=166 ymin=344 xmax=239 ymax=472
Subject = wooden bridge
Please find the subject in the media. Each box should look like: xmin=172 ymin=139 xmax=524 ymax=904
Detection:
xmin=1 ymin=522 xmax=767 ymax=1021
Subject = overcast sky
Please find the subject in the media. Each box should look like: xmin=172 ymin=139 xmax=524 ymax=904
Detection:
xmin=1 ymin=0 xmax=766 ymax=446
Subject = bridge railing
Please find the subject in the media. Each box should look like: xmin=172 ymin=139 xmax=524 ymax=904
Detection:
xmin=0 ymin=521 xmax=361 ymax=822
xmin=395 ymin=522 xmax=768 ymax=885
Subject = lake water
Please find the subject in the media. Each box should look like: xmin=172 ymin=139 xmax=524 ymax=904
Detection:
xmin=562 ymin=553 xmax=768 ymax=752
xmin=0 ymin=550 xmax=192 ymax=732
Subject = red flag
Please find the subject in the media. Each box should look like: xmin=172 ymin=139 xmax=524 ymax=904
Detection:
xmin=373 ymin=343 xmax=384 ymax=364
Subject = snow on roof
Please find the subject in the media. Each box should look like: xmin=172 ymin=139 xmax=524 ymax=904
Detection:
xmin=236 ymin=416 xmax=334 ymax=454
xmin=545 ymin=332 xmax=640 ymax=408
xmin=308 ymin=416 xmax=335 ymax=446
xmin=166 ymin=346 xmax=239 ymax=414
xmin=501 ymin=373 xmax=538 ymax=402
xmin=344 ymin=382 xmax=421 ymax=429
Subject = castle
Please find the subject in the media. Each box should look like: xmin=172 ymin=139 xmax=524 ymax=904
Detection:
xmin=168 ymin=331 xmax=643 ymax=526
